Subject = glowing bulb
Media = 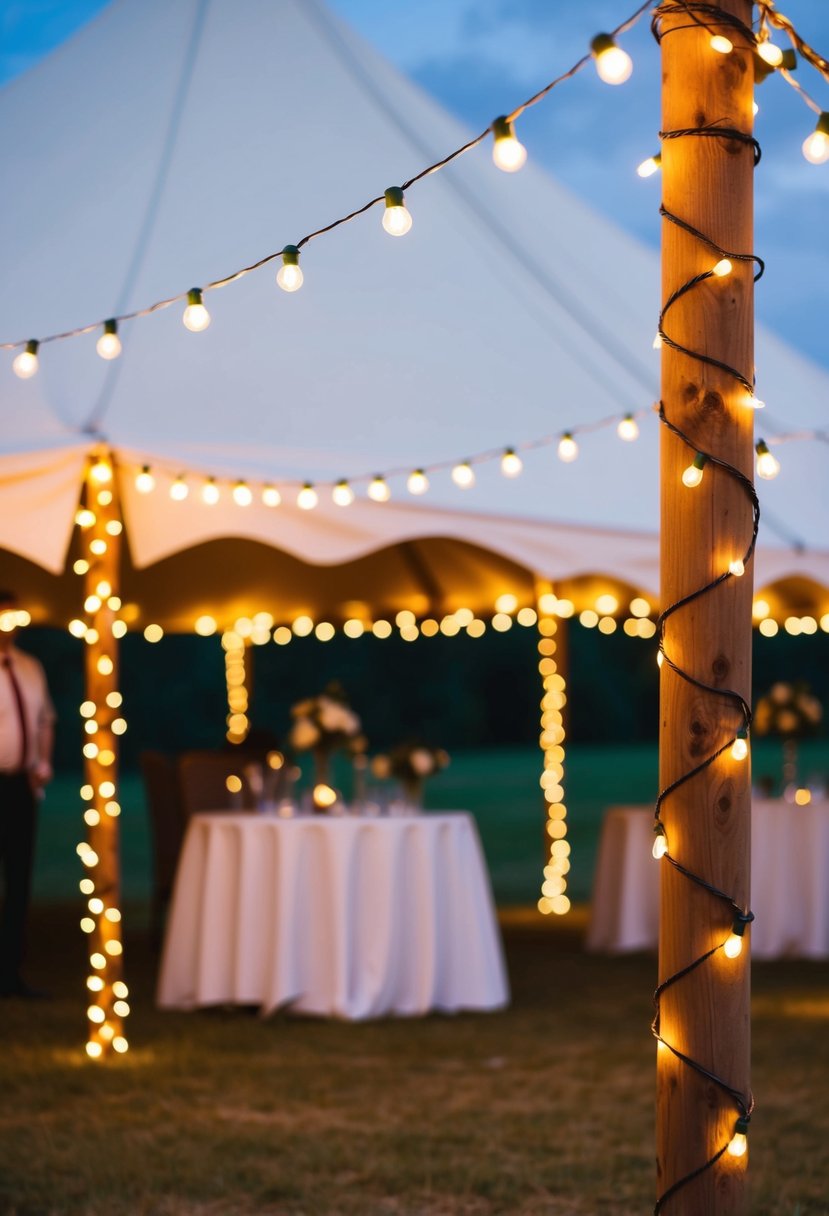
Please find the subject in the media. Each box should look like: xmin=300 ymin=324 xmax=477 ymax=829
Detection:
xmin=96 ymin=319 xmax=121 ymax=360
xmin=170 ymin=476 xmax=189 ymax=501
xmin=727 ymin=1129 xmax=748 ymax=1157
xmin=451 ymin=462 xmax=475 ymax=488
xmin=591 ymin=34 xmax=633 ymax=85
xmin=182 ymin=288 xmax=210 ymax=332
xmin=802 ymin=114 xmax=829 ymax=164
xmin=368 ymin=476 xmax=390 ymax=502
xmin=652 ymin=827 xmax=668 ymax=860
xmin=637 ymin=154 xmax=661 ymax=178
xmin=501 ymin=448 xmax=523 ymax=477
xmin=407 ymin=469 xmax=429 ymax=495
xmin=757 ymin=41 xmax=783 ymax=67
xmin=89 ymin=459 xmax=112 ymax=484
xmin=491 ymin=116 xmax=527 ymax=172
xmin=297 ymin=483 xmax=318 ymax=510
xmin=682 ymin=453 xmax=706 ymax=488
xmin=232 ymin=481 xmax=252 ymax=507
xmin=745 ymin=393 xmax=765 ymax=410
xmin=558 ymin=433 xmax=578 ymax=463
xmin=313 ymin=783 xmax=337 ymax=809
xmin=712 ymin=258 xmax=732 ymax=277
xmin=729 ymin=559 xmax=745 ymax=579
xmin=135 ymin=466 xmax=155 ymax=493
xmin=731 ymin=732 xmax=748 ymax=760
xmin=724 ymin=933 xmax=743 ymax=958
xmin=332 ymin=480 xmax=354 ymax=506
xmin=752 ymin=100 xmax=759 ymax=116
xmin=652 ymin=331 xmax=663 ymax=349
xmin=202 ymin=478 xmax=220 ymax=505
xmin=12 ymin=340 xmax=39 ymax=379
xmin=710 ymin=34 xmax=733 ymax=54
xmin=382 ymin=186 xmax=412 ymax=236
xmin=755 ymin=440 xmax=780 ymax=480
xmin=262 ymin=484 xmax=281 ymax=507
xmin=617 ymin=414 xmax=639 ymax=441
xmin=277 ymin=245 xmax=303 ymax=291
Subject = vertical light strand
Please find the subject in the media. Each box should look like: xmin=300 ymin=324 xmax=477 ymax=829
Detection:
xmin=535 ymin=581 xmax=570 ymax=916
xmin=222 ymin=630 xmax=250 ymax=744
xmin=80 ymin=450 xmax=128 ymax=1059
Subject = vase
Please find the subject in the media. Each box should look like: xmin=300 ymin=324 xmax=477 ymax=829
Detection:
xmin=782 ymin=737 xmax=799 ymax=800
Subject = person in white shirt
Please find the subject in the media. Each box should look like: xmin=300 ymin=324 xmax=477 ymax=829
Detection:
xmin=0 ymin=591 xmax=55 ymax=998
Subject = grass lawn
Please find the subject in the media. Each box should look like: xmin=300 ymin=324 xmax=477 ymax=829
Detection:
xmin=0 ymin=905 xmax=827 ymax=1215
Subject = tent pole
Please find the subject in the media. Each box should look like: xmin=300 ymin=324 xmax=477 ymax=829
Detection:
xmin=81 ymin=449 xmax=127 ymax=1059
xmin=534 ymin=580 xmax=569 ymax=916
xmin=657 ymin=2 xmax=753 ymax=1210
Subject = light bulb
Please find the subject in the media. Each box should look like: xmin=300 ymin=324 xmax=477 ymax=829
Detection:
xmin=652 ymin=827 xmax=668 ymax=860
xmin=368 ymin=476 xmax=390 ymax=502
xmin=183 ymin=288 xmax=210 ymax=331
xmin=682 ymin=454 xmax=706 ymax=488
xmin=202 ymin=478 xmax=220 ymax=505
xmin=262 ymin=485 xmax=281 ymax=507
xmin=729 ymin=559 xmax=745 ymax=578
xmin=452 ymin=462 xmax=475 ymax=488
xmin=12 ymin=340 xmax=39 ymax=379
xmin=96 ymin=319 xmax=121 ymax=360
xmin=652 ymin=331 xmax=663 ymax=349
xmin=591 ymin=34 xmax=633 ymax=85
xmin=710 ymin=34 xmax=733 ymax=54
xmin=617 ymin=414 xmax=639 ymax=441
xmin=491 ymin=116 xmax=527 ymax=172
xmin=170 ymin=476 xmax=188 ymax=501
xmin=277 ymin=245 xmax=303 ymax=291
xmin=727 ymin=1129 xmax=748 ymax=1157
xmin=232 ymin=481 xmax=252 ymax=506
xmin=802 ymin=114 xmax=829 ymax=164
xmin=637 ymin=154 xmax=661 ymax=178
xmin=297 ymin=483 xmax=318 ymax=510
xmin=382 ymin=187 xmax=412 ymax=236
xmin=657 ymin=651 xmax=664 ymax=668
xmin=755 ymin=440 xmax=780 ymax=480
xmin=332 ymin=480 xmax=354 ymax=506
xmin=135 ymin=466 xmax=155 ymax=493
xmin=558 ymin=433 xmax=578 ymax=463
xmin=752 ymin=101 xmax=759 ymax=116
xmin=712 ymin=258 xmax=733 ymax=277
xmin=89 ymin=459 xmax=112 ymax=484
xmin=407 ymin=470 xmax=429 ymax=495
xmin=501 ymin=448 xmax=523 ymax=477
xmin=757 ymin=41 xmax=783 ymax=67
xmin=745 ymin=393 xmax=765 ymax=410
xmin=731 ymin=732 xmax=748 ymax=760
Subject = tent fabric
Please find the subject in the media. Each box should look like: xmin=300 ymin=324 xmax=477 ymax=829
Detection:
xmin=0 ymin=0 xmax=827 ymax=624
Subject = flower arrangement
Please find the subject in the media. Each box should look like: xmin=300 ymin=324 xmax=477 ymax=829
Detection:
xmin=288 ymin=683 xmax=362 ymax=754
xmin=753 ymin=681 xmax=823 ymax=738
xmin=371 ymin=743 xmax=450 ymax=804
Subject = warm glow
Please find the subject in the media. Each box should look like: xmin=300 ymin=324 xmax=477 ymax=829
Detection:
xmin=292 ymin=615 xmax=314 ymax=637
xmin=591 ymin=34 xmax=633 ymax=84
xmin=500 ymin=448 xmax=523 ymax=477
xmin=724 ymin=932 xmax=743 ymax=959
xmin=757 ymin=40 xmax=783 ymax=66
xmin=727 ymin=1132 xmax=748 ymax=1159
xmin=232 ymin=481 xmax=253 ymax=507
xmin=495 ymin=593 xmax=518 ymax=614
xmin=652 ymin=832 xmax=668 ymax=860
xmin=636 ymin=155 xmax=661 ymax=179
xmin=557 ymin=433 xmax=578 ymax=462
xmin=332 ymin=480 xmax=355 ymax=506
xmin=682 ymin=458 xmax=705 ymax=488
xmin=135 ymin=467 xmax=155 ymax=493
xmin=755 ymin=440 xmax=780 ymax=480
xmin=202 ymin=479 xmax=220 ymax=505
xmin=12 ymin=342 xmax=39 ymax=379
xmin=729 ymin=559 xmax=745 ymax=578
xmin=795 ymin=787 xmax=812 ymax=806
xmin=451 ymin=462 xmax=476 ymax=488
xmin=182 ymin=288 xmax=211 ymax=331
xmin=407 ymin=470 xmax=429 ymax=495
xmin=195 ymin=615 xmax=217 ymax=636
xmin=143 ymin=624 xmax=164 ymax=643
xmin=297 ymin=483 xmax=318 ymax=510
xmin=343 ymin=619 xmax=364 ymax=639
xmin=382 ymin=187 xmax=412 ymax=235
xmin=617 ymin=414 xmax=639 ymax=440
xmin=712 ymin=258 xmax=733 ymax=277
xmin=262 ymin=485 xmax=281 ymax=507
xmin=595 ymin=594 xmax=618 ymax=615
xmin=170 ymin=476 xmax=189 ymax=501
xmin=731 ymin=735 xmax=748 ymax=761
xmin=313 ymin=783 xmax=338 ymax=808
xmin=710 ymin=34 xmax=733 ymax=54
xmin=372 ymin=620 xmax=392 ymax=639
xmin=491 ymin=116 xmax=527 ymax=172
xmin=803 ymin=128 xmax=829 ymax=165
xmin=367 ymin=476 xmax=391 ymax=502
xmin=277 ymin=246 xmax=303 ymax=291
xmin=226 ymin=774 xmax=242 ymax=793
xmin=96 ymin=321 xmax=121 ymax=360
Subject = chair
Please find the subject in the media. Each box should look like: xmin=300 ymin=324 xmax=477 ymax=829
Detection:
xmin=140 ymin=750 xmax=189 ymax=950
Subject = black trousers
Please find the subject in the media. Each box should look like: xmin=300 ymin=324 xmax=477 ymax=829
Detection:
xmin=0 ymin=772 xmax=37 ymax=985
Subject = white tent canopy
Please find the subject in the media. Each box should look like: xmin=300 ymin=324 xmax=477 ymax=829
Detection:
xmin=0 ymin=0 xmax=827 ymax=625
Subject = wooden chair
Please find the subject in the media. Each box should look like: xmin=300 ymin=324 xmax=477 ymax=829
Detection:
xmin=139 ymin=750 xmax=189 ymax=950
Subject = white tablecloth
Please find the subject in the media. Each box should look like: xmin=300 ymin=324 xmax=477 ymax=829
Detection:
xmin=157 ymin=811 xmax=509 ymax=1018
xmin=587 ymin=801 xmax=829 ymax=958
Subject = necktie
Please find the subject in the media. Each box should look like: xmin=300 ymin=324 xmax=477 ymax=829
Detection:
xmin=3 ymin=656 xmax=28 ymax=772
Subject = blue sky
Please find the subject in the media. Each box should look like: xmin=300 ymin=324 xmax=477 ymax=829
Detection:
xmin=2 ymin=0 xmax=827 ymax=367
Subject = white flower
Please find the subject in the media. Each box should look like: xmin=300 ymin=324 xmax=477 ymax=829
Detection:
xmin=290 ymin=718 xmax=320 ymax=750
xmin=410 ymin=748 xmax=435 ymax=776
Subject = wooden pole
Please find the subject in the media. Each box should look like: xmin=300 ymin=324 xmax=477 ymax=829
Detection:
xmin=81 ymin=449 xmax=128 ymax=1059
xmin=658 ymin=3 xmax=754 ymax=1211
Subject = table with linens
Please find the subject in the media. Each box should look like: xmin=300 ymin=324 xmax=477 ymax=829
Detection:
xmin=157 ymin=810 xmax=509 ymax=1019
xmin=587 ymin=800 xmax=829 ymax=958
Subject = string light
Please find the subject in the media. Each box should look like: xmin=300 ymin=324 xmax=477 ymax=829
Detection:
xmin=135 ymin=466 xmax=155 ymax=493
xmin=652 ymin=823 xmax=668 ymax=860
xmin=96 ymin=319 xmax=121 ymax=360
xmin=756 ymin=40 xmax=783 ymax=67
xmin=755 ymin=439 xmax=780 ymax=480
xmin=296 ymin=483 xmax=318 ymax=510
xmin=709 ymin=34 xmax=734 ymax=54
xmin=381 ymin=187 xmax=412 ymax=236
xmin=276 ymin=245 xmax=303 ymax=292
xmin=332 ymin=480 xmax=355 ymax=506
xmin=617 ymin=414 xmax=639 ymax=441
xmin=637 ymin=153 xmax=661 ymax=177
xmin=536 ymin=586 xmax=570 ymax=917
xmin=262 ymin=484 xmax=281 ymax=507
xmin=591 ymin=33 xmax=633 ymax=84
xmin=802 ymin=112 xmax=829 ymax=164
xmin=745 ymin=392 xmax=765 ymax=410
xmin=367 ymin=475 xmax=391 ymax=502
xmin=451 ymin=461 xmax=476 ymax=488
xmin=681 ymin=453 xmax=707 ymax=488
xmin=232 ymin=481 xmax=253 ymax=506
xmin=557 ymin=433 xmax=578 ymax=462
xmin=491 ymin=116 xmax=527 ymax=172
xmin=12 ymin=340 xmax=39 ymax=379
xmin=169 ymin=475 xmax=189 ymax=501
xmin=202 ymin=478 xmax=220 ymax=505
xmin=712 ymin=257 xmax=733 ymax=277
xmin=182 ymin=288 xmax=210 ymax=332
xmin=407 ymin=469 xmax=429 ymax=495
xmin=500 ymin=448 xmax=523 ymax=477
xmin=727 ymin=1116 xmax=750 ymax=1158
xmin=731 ymin=729 xmax=748 ymax=760
xmin=729 ymin=558 xmax=745 ymax=578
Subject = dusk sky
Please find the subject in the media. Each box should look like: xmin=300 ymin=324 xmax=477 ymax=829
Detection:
xmin=1 ymin=0 xmax=827 ymax=367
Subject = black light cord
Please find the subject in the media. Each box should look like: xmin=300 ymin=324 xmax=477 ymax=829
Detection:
xmin=650 ymin=4 xmax=759 ymax=1211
